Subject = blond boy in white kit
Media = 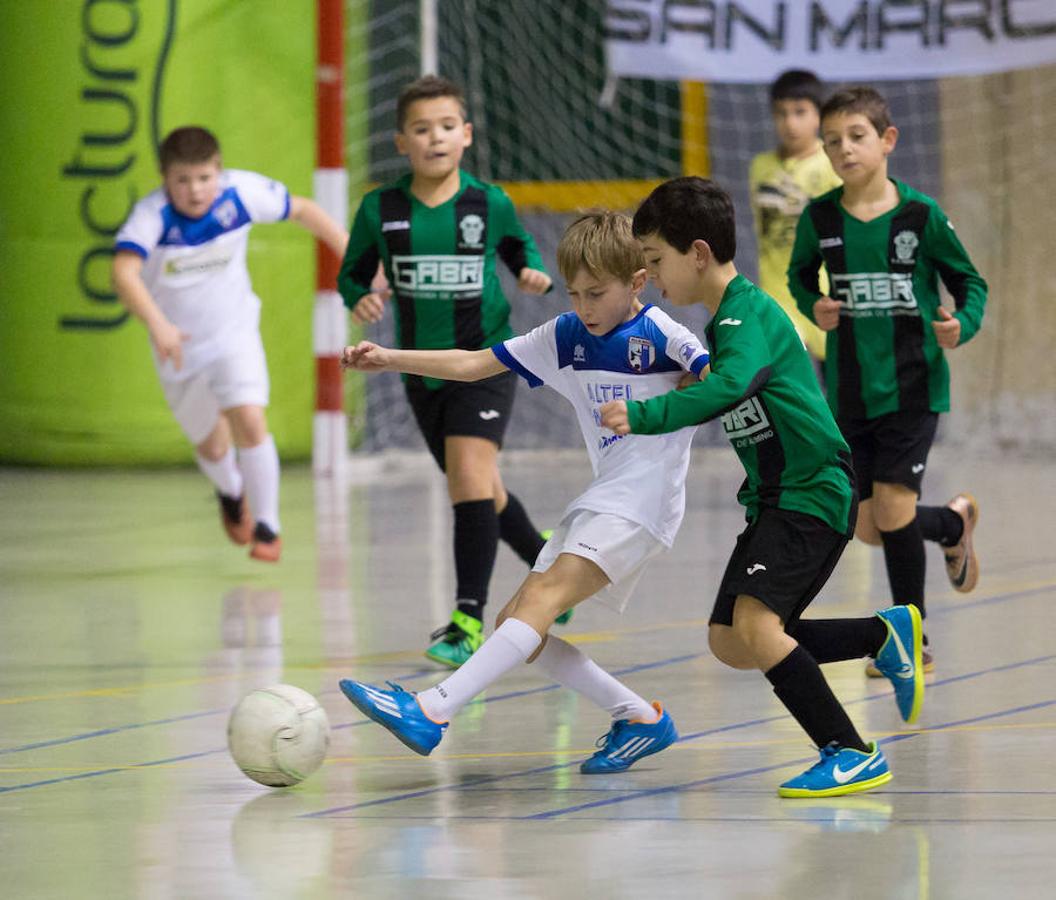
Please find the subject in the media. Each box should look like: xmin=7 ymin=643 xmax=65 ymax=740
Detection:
xmin=337 ymin=210 xmax=711 ymax=772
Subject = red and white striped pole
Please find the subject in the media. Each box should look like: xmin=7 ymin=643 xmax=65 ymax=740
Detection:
xmin=313 ymin=0 xmax=347 ymax=476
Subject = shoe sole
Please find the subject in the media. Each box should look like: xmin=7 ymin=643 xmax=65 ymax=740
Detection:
xmin=778 ymin=770 xmax=893 ymax=798
xmin=865 ymin=656 xmax=934 ymax=678
xmin=902 ymin=605 xmax=925 ymax=725
xmin=947 ymin=492 xmax=979 ymax=593
xmin=249 ymin=543 xmax=281 ymax=562
xmin=338 ymin=681 xmax=435 ymax=756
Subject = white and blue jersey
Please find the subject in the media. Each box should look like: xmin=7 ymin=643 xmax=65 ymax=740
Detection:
xmin=115 ymin=169 xmax=291 ymax=380
xmin=494 ymin=305 xmax=708 ymax=546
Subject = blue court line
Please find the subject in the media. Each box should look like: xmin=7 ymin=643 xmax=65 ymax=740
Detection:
xmin=522 ymin=697 xmax=1056 ymax=820
xmin=5 ymin=578 xmax=1051 ymax=759
xmin=302 ymin=653 xmax=1056 ymax=819
xmin=0 ymin=749 xmax=221 ymax=795
xmin=0 ymin=653 xmax=701 ymax=796
xmin=6 ymin=581 xmax=1054 ymax=798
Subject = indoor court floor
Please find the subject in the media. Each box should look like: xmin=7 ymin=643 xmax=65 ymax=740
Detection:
xmin=2 ymin=447 xmax=1054 ymax=898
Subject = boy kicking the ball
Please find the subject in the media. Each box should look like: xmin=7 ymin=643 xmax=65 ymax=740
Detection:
xmin=337 ymin=210 xmax=709 ymax=772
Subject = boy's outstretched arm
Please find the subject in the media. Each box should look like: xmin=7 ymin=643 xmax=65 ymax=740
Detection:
xmin=288 ymin=195 xmax=349 ymax=260
xmin=112 ymin=251 xmax=190 ymax=370
xmin=601 ymin=319 xmax=769 ymax=435
xmin=341 ymin=341 xmax=508 ymax=382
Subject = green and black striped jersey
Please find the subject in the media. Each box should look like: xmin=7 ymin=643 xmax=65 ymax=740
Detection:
xmin=788 ymin=180 xmax=987 ymax=421
xmin=627 ymin=276 xmax=855 ymax=535
xmin=338 ymin=170 xmax=547 ymax=389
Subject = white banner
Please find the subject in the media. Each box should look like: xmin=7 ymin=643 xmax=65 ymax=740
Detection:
xmin=605 ymin=0 xmax=1056 ymax=83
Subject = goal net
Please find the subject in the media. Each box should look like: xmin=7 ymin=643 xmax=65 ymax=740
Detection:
xmin=346 ymin=1 xmax=1056 ymax=457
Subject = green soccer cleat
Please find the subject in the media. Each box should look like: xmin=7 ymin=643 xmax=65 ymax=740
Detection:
xmin=425 ymin=609 xmax=484 ymax=669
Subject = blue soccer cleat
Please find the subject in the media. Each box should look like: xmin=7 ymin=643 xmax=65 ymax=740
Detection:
xmin=338 ymin=679 xmax=447 ymax=756
xmin=580 ymin=702 xmax=678 ymax=773
xmin=778 ymin=741 xmax=892 ymax=798
xmin=873 ymin=605 xmax=925 ymax=724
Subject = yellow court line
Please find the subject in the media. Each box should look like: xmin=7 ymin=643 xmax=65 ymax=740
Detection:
xmin=0 ymin=673 xmax=243 ymax=707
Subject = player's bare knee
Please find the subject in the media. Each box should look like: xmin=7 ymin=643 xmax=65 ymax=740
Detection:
xmin=708 ymin=625 xmax=754 ymax=670
xmin=872 ymin=483 xmax=917 ymax=532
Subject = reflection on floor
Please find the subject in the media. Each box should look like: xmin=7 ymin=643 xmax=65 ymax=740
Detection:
xmin=1 ymin=448 xmax=1054 ymax=897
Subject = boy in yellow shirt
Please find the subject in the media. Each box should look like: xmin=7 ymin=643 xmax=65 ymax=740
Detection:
xmin=749 ymin=70 xmax=839 ymax=361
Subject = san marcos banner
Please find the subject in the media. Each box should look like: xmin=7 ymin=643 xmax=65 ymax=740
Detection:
xmin=605 ymin=0 xmax=1056 ymax=83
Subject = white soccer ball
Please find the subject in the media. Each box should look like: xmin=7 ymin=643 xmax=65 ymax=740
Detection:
xmin=227 ymin=684 xmax=331 ymax=787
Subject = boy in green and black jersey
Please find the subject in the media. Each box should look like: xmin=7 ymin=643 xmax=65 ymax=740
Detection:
xmin=600 ymin=176 xmax=923 ymax=798
xmin=338 ymin=76 xmax=554 ymax=667
xmin=788 ymin=87 xmax=987 ymax=675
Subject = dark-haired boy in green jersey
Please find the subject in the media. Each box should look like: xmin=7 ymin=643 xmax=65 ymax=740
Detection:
xmin=600 ymin=176 xmax=922 ymax=798
xmin=788 ymin=87 xmax=987 ymax=676
xmin=337 ymin=76 xmax=556 ymax=668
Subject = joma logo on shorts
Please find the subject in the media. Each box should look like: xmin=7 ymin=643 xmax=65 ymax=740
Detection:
xmin=831 ymin=272 xmax=917 ymax=314
xmin=392 ymin=255 xmax=484 ymax=295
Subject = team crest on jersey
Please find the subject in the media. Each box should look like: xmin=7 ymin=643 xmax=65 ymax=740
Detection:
xmin=627 ymin=336 xmax=655 ymax=372
xmin=892 ymin=229 xmax=919 ymax=264
xmin=574 ymin=344 xmax=586 ymax=362
xmin=213 ymin=199 xmax=238 ymax=229
xmin=458 ymin=214 xmax=485 ymax=248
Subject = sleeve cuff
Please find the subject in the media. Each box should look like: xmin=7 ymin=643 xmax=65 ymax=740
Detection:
xmin=690 ymin=353 xmax=710 ymax=376
xmin=492 ymin=344 xmax=543 ymax=388
xmin=114 ymin=241 xmax=149 ymax=258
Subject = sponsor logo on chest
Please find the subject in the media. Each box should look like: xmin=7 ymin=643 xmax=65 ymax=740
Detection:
xmin=830 ymin=272 xmax=919 ymax=317
xmin=392 ymin=254 xmax=484 ymax=296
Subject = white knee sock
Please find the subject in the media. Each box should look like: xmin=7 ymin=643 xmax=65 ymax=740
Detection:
xmin=238 ymin=434 xmax=280 ymax=533
xmin=417 ymin=618 xmax=541 ymax=722
xmin=196 ymin=447 xmax=242 ymax=498
xmin=533 ymin=634 xmax=657 ymax=722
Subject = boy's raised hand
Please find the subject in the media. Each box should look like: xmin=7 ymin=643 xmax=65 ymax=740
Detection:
xmin=813 ymin=296 xmax=841 ymax=331
xmin=517 ymin=267 xmax=552 ymax=295
xmin=341 ymin=340 xmax=392 ymax=372
xmin=149 ymin=318 xmax=190 ymax=371
xmin=600 ymin=400 xmax=631 ymax=435
xmin=932 ymin=306 xmax=961 ymax=349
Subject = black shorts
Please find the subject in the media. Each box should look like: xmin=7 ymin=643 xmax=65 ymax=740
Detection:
xmin=710 ymin=507 xmax=851 ymax=627
xmin=404 ymin=370 xmax=518 ymax=471
xmin=840 ymin=409 xmax=938 ymax=500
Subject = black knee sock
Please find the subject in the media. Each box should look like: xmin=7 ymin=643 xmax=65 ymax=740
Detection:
xmin=917 ymin=504 xmax=963 ymax=547
xmin=498 ymin=492 xmax=546 ymax=565
xmin=880 ymin=517 xmax=926 ymax=618
xmin=766 ymin=645 xmax=869 ymax=752
xmin=785 ymin=617 xmax=888 ymax=664
xmin=453 ymin=499 xmax=499 ymax=620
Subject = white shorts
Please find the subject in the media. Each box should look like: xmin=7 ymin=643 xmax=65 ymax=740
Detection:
xmin=532 ymin=509 xmax=666 ymax=613
xmin=159 ymin=334 xmax=269 ymax=445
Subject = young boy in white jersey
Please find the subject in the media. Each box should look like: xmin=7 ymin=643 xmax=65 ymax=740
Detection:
xmin=337 ymin=210 xmax=709 ymax=771
xmin=112 ymin=126 xmax=348 ymax=561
